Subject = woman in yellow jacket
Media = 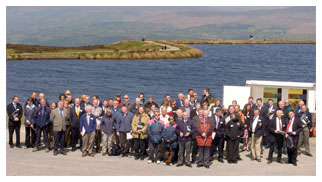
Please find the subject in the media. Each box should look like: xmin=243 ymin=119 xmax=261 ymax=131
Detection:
xmin=132 ymin=106 xmax=150 ymax=160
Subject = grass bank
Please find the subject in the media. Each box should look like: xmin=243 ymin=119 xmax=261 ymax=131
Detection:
xmin=170 ymin=39 xmax=316 ymax=44
xmin=6 ymin=40 xmax=203 ymax=60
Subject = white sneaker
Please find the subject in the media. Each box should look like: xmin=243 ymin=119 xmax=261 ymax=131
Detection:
xmin=148 ymin=160 xmax=152 ymax=164
xmin=157 ymin=160 xmax=161 ymax=164
xmin=169 ymin=163 xmax=173 ymax=166
xmin=163 ymin=162 xmax=166 ymax=166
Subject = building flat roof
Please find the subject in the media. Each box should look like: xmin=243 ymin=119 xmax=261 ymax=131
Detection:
xmin=245 ymin=80 xmax=316 ymax=89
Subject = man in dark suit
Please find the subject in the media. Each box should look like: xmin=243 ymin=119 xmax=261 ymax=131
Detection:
xmin=200 ymin=88 xmax=214 ymax=105
xmin=70 ymin=98 xmax=85 ymax=151
xmin=24 ymin=91 xmax=38 ymax=107
xmin=7 ymin=96 xmax=23 ymax=148
xmin=176 ymin=93 xmax=185 ymax=108
xmin=80 ymin=95 xmax=91 ymax=109
xmin=285 ymin=110 xmax=303 ymax=166
xmin=278 ymin=101 xmax=290 ymax=120
xmin=244 ymin=96 xmax=256 ymax=112
xmin=254 ymin=98 xmax=269 ymax=148
xmin=144 ymin=96 xmax=159 ymax=109
xmin=211 ymin=108 xmax=225 ymax=163
xmin=93 ymin=95 xmax=103 ymax=108
xmin=266 ymin=99 xmax=278 ymax=147
xmin=179 ymin=99 xmax=193 ymax=119
xmin=267 ymin=110 xmax=287 ymax=164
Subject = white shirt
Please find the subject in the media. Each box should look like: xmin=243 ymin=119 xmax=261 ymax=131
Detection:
xmin=160 ymin=114 xmax=169 ymax=125
xmin=86 ymin=114 xmax=90 ymax=126
xmin=288 ymin=117 xmax=294 ymax=132
xmin=276 ymin=117 xmax=282 ymax=131
xmin=252 ymin=116 xmax=259 ymax=132
xmin=269 ymin=105 xmax=274 ymax=113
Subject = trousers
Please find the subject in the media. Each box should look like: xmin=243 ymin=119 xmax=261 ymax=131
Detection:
xmin=82 ymin=131 xmax=95 ymax=154
xmin=35 ymin=126 xmax=49 ymax=149
xmin=251 ymin=134 xmax=262 ymax=160
xmin=178 ymin=140 xmax=192 ymax=165
xmin=8 ymin=125 xmax=20 ymax=146
xmin=53 ymin=130 xmax=65 ymax=153
xmin=197 ymin=146 xmax=211 ymax=166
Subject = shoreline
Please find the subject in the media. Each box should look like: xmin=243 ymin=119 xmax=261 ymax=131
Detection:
xmin=170 ymin=39 xmax=316 ymax=44
xmin=6 ymin=39 xmax=315 ymax=61
xmin=6 ymin=40 xmax=203 ymax=61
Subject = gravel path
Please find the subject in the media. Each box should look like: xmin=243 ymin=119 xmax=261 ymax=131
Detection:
xmin=144 ymin=40 xmax=180 ymax=51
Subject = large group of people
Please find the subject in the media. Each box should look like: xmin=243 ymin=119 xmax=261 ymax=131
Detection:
xmin=7 ymin=88 xmax=314 ymax=168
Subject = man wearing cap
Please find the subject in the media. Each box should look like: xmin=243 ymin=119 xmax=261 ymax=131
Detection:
xmin=115 ymin=94 xmax=123 ymax=106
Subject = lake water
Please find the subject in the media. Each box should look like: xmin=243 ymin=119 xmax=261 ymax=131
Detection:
xmin=6 ymin=44 xmax=316 ymax=105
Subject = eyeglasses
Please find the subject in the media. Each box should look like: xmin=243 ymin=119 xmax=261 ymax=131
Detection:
xmin=124 ymin=98 xmax=129 ymax=99
xmin=155 ymin=114 xmax=160 ymax=116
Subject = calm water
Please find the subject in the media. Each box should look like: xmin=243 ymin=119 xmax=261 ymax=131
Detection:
xmin=6 ymin=44 xmax=316 ymax=105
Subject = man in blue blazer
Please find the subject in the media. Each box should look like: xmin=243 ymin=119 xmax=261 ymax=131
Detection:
xmin=80 ymin=105 xmax=96 ymax=157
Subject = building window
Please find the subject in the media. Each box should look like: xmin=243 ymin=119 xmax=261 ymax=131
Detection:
xmin=288 ymin=89 xmax=307 ymax=111
xmin=263 ymin=88 xmax=281 ymax=107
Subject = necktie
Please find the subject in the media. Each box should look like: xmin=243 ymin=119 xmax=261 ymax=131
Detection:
xmin=14 ymin=103 xmax=17 ymax=109
xmin=279 ymin=118 xmax=282 ymax=131
xmin=286 ymin=119 xmax=293 ymax=132
xmin=76 ymin=107 xmax=79 ymax=117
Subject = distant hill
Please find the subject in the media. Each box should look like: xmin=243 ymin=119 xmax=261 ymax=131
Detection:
xmin=6 ymin=6 xmax=315 ymax=46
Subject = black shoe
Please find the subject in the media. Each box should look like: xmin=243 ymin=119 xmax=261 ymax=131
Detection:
xmin=186 ymin=164 xmax=192 ymax=168
xmin=233 ymin=160 xmax=238 ymax=164
xmin=71 ymin=147 xmax=76 ymax=152
xmin=197 ymin=164 xmax=203 ymax=167
xmin=293 ymin=162 xmax=297 ymax=166
xmin=16 ymin=145 xmax=21 ymax=148
xmin=218 ymin=158 xmax=224 ymax=163
xmin=140 ymin=156 xmax=145 ymax=160
xmin=191 ymin=160 xmax=195 ymax=164
xmin=204 ymin=165 xmax=210 ymax=169
xmin=228 ymin=161 xmax=232 ymax=164
xmin=176 ymin=163 xmax=183 ymax=167
xmin=10 ymin=145 xmax=14 ymax=148
xmin=135 ymin=156 xmax=139 ymax=160
xmin=209 ymin=156 xmax=214 ymax=161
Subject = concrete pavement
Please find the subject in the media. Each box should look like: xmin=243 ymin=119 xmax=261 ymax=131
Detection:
xmin=6 ymin=129 xmax=316 ymax=176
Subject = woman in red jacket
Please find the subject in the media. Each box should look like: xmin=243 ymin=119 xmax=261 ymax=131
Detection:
xmin=196 ymin=110 xmax=215 ymax=168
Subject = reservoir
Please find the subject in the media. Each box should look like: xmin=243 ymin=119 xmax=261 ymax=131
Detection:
xmin=6 ymin=44 xmax=316 ymax=105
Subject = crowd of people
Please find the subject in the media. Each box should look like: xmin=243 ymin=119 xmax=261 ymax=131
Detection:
xmin=7 ymin=88 xmax=314 ymax=168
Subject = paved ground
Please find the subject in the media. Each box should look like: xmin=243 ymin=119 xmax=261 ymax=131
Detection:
xmin=6 ymin=128 xmax=316 ymax=176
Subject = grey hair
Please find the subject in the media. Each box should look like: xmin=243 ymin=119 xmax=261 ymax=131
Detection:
xmin=85 ymin=105 xmax=92 ymax=112
xmin=57 ymin=100 xmax=64 ymax=105
xmin=276 ymin=110 xmax=283 ymax=115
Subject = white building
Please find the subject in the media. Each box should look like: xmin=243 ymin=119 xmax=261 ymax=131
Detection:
xmin=223 ymin=80 xmax=316 ymax=112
